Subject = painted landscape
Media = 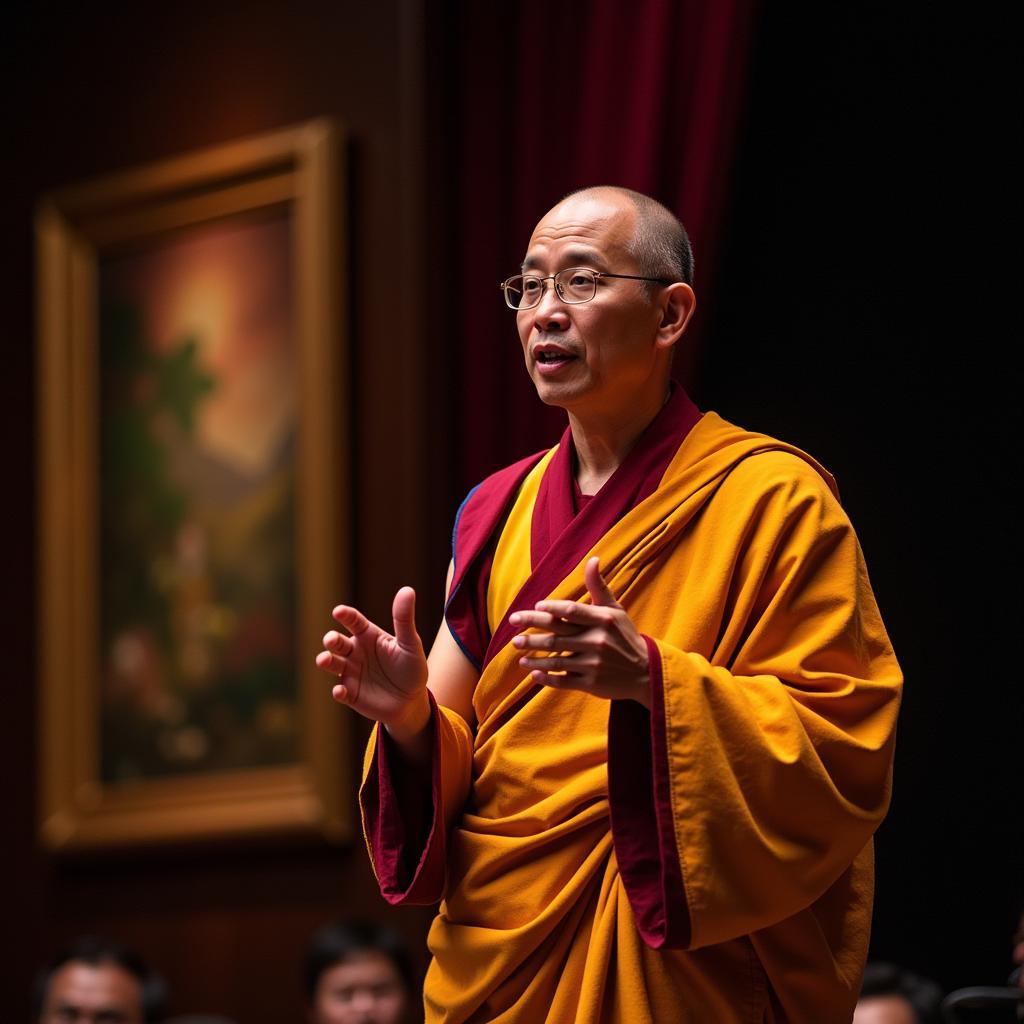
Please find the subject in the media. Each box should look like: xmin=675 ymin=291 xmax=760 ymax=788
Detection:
xmin=98 ymin=214 xmax=299 ymax=782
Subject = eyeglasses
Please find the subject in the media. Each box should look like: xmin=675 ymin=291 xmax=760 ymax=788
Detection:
xmin=500 ymin=268 xmax=671 ymax=310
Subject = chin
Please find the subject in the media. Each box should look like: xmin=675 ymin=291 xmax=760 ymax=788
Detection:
xmin=530 ymin=371 xmax=593 ymax=410
xmin=532 ymin=382 xmax=583 ymax=411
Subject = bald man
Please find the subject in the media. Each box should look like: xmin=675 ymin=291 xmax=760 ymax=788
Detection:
xmin=318 ymin=187 xmax=902 ymax=1023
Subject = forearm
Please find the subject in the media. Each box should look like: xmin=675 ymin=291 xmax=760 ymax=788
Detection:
xmin=383 ymin=623 xmax=477 ymax=765
xmin=382 ymin=689 xmax=434 ymax=766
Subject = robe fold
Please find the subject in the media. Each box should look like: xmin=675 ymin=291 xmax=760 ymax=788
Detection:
xmin=359 ymin=387 xmax=902 ymax=1023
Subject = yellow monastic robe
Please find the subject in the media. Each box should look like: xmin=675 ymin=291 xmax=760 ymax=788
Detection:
xmin=361 ymin=406 xmax=902 ymax=1024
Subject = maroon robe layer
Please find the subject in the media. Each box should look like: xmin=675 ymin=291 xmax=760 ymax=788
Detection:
xmin=363 ymin=383 xmax=704 ymax=948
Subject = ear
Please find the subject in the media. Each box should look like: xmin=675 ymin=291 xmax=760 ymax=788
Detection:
xmin=654 ymin=283 xmax=696 ymax=352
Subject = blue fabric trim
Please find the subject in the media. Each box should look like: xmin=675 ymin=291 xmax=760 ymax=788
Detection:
xmin=450 ymin=482 xmax=481 ymax=572
xmin=442 ymin=612 xmax=482 ymax=672
xmin=443 ymin=482 xmax=484 ymax=672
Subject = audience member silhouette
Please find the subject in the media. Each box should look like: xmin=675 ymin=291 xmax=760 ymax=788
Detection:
xmin=854 ymin=961 xmax=944 ymax=1024
xmin=1012 ymin=909 xmax=1024 ymax=989
xmin=34 ymin=935 xmax=167 ymax=1024
xmin=305 ymin=921 xmax=416 ymax=1024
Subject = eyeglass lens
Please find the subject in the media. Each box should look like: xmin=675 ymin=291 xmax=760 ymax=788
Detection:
xmin=505 ymin=270 xmax=598 ymax=309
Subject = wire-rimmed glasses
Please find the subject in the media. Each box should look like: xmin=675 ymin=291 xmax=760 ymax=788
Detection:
xmin=500 ymin=268 xmax=671 ymax=310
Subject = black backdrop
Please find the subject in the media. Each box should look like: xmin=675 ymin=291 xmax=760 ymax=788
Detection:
xmin=702 ymin=5 xmax=1021 ymax=990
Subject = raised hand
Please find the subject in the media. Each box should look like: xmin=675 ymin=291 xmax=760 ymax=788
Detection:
xmin=315 ymin=586 xmax=431 ymax=734
xmin=509 ymin=556 xmax=651 ymax=707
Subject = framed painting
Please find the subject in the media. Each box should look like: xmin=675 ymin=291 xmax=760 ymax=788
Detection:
xmin=36 ymin=119 xmax=351 ymax=850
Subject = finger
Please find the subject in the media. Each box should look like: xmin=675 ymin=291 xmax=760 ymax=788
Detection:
xmin=316 ymin=650 xmax=347 ymax=676
xmin=533 ymin=599 xmax=613 ymax=627
xmin=519 ymin=654 xmax=594 ymax=673
xmin=512 ymin=632 xmax=590 ymax=652
xmin=323 ymin=630 xmax=353 ymax=655
xmin=332 ymin=604 xmax=370 ymax=635
xmin=528 ymin=669 xmax=581 ymax=691
xmin=391 ymin=586 xmax=422 ymax=650
xmin=332 ymin=676 xmax=364 ymax=704
xmin=508 ymin=611 xmax=579 ymax=635
xmin=585 ymin=556 xmax=621 ymax=609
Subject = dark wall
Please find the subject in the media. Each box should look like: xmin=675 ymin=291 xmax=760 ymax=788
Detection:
xmin=702 ymin=6 xmax=1020 ymax=992
xmin=3 ymin=3 xmax=439 ymax=1021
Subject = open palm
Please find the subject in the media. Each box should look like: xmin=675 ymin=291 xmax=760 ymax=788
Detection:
xmin=316 ymin=586 xmax=428 ymax=726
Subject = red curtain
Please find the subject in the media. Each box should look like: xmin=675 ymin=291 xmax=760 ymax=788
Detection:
xmin=428 ymin=0 xmax=760 ymax=493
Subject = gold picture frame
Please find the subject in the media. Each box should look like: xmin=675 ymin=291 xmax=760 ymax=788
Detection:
xmin=36 ymin=119 xmax=351 ymax=850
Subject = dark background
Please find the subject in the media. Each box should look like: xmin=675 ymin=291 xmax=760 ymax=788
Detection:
xmin=2 ymin=2 xmax=1018 ymax=1020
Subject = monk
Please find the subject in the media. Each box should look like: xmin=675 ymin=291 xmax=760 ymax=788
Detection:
xmin=316 ymin=186 xmax=902 ymax=1023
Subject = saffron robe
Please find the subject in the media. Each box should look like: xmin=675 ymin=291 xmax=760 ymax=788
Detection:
xmin=360 ymin=389 xmax=902 ymax=1023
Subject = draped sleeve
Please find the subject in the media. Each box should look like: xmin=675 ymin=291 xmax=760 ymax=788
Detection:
xmin=359 ymin=691 xmax=474 ymax=905
xmin=606 ymin=450 xmax=902 ymax=950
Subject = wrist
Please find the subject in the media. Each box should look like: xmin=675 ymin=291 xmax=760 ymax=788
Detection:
xmin=384 ymin=690 xmax=433 ymax=746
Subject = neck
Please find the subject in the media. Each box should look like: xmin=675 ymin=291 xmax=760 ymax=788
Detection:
xmin=568 ymin=382 xmax=671 ymax=495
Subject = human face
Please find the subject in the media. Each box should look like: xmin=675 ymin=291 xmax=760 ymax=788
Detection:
xmin=310 ymin=951 xmax=409 ymax=1024
xmin=852 ymin=995 xmax=918 ymax=1024
xmin=517 ymin=193 xmax=665 ymax=416
xmin=39 ymin=962 xmax=144 ymax=1024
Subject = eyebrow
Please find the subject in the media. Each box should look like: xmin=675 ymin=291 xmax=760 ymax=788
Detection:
xmin=521 ymin=247 xmax=609 ymax=272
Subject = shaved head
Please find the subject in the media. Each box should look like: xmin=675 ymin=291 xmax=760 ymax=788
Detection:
xmin=562 ymin=186 xmax=694 ymax=288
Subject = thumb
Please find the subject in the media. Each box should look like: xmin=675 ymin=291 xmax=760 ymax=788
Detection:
xmin=391 ymin=586 xmax=422 ymax=650
xmin=585 ymin=556 xmax=621 ymax=608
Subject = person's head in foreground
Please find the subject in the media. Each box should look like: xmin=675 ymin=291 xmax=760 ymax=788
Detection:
xmin=34 ymin=935 xmax=167 ymax=1024
xmin=853 ymin=961 xmax=944 ymax=1024
xmin=1012 ymin=908 xmax=1024 ymax=985
xmin=503 ymin=185 xmax=697 ymax=421
xmin=305 ymin=921 xmax=415 ymax=1024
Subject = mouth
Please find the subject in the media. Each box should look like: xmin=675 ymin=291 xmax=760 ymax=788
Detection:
xmin=532 ymin=343 xmax=579 ymax=372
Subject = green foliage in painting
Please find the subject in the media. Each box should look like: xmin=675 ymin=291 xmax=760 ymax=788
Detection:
xmin=100 ymin=306 xmax=216 ymax=642
xmin=98 ymin=298 xmax=298 ymax=783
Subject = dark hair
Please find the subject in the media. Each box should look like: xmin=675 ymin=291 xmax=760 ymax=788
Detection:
xmin=859 ymin=961 xmax=945 ymax=1024
xmin=563 ymin=185 xmax=695 ymax=288
xmin=304 ymin=920 xmax=414 ymax=1002
xmin=32 ymin=935 xmax=167 ymax=1024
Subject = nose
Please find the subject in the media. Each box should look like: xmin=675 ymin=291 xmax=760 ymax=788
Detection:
xmin=526 ymin=278 xmax=570 ymax=332
xmin=350 ymin=988 xmax=377 ymax=1017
